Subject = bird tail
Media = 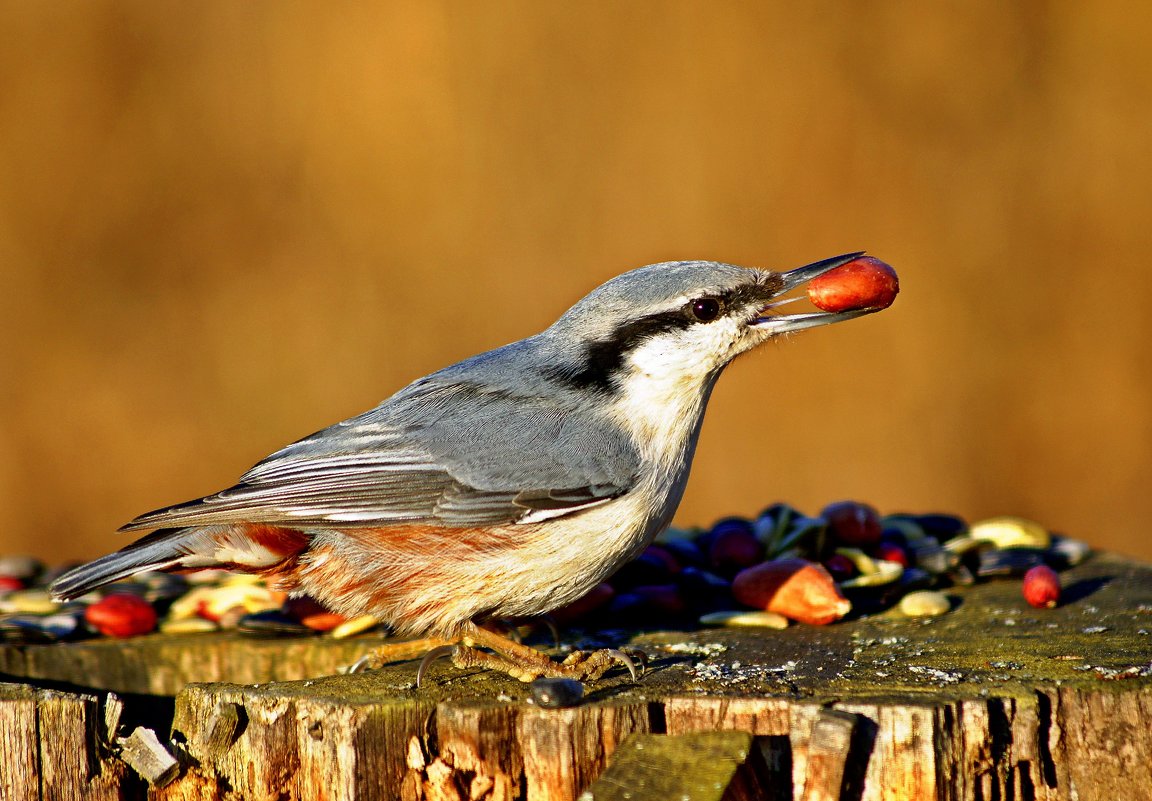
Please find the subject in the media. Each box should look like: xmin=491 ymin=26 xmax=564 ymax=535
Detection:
xmin=49 ymin=523 xmax=311 ymax=601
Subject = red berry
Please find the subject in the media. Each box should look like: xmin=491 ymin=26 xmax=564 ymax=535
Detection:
xmin=874 ymin=543 xmax=910 ymax=567
xmin=822 ymin=501 xmax=883 ymax=547
xmin=0 ymin=576 xmax=25 ymax=591
xmin=84 ymin=593 xmax=158 ymax=638
xmin=1022 ymin=565 xmax=1061 ymax=609
xmin=807 ymin=256 xmax=899 ymax=312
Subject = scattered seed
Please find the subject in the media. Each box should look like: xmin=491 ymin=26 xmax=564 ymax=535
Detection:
xmin=330 ymin=614 xmax=381 ymax=639
xmin=969 ymin=516 xmax=1051 ymax=549
xmin=699 ymin=610 xmax=790 ymax=629
xmin=898 ymin=591 xmax=951 ymax=617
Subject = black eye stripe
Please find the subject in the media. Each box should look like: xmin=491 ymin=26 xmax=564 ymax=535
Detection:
xmin=543 ymin=281 xmax=779 ymax=394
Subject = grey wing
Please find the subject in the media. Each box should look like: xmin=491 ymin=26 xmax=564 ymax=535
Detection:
xmin=120 ymin=379 xmax=639 ymax=532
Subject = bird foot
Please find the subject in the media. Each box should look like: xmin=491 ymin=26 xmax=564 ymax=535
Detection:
xmin=440 ymin=644 xmax=642 ymax=684
xmin=414 ymin=621 xmax=645 ymax=687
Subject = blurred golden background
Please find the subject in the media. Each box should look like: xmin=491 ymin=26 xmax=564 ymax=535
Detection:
xmin=2 ymin=2 xmax=1150 ymax=563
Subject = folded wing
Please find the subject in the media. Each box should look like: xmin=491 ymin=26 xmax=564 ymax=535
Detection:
xmin=120 ymin=378 xmax=638 ymax=532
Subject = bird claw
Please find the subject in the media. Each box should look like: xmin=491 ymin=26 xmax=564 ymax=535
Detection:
xmin=418 ymin=643 xmax=646 ymax=686
xmin=415 ymin=644 xmax=457 ymax=687
xmin=559 ymin=647 xmax=646 ymax=682
xmin=347 ymin=653 xmax=382 ymax=674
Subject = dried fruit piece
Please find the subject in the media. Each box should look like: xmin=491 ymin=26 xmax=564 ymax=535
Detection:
xmin=822 ymin=501 xmax=883 ymax=547
xmin=732 ymin=558 xmax=851 ymax=625
xmin=1023 ymin=565 xmax=1061 ymax=609
xmin=84 ymin=592 xmax=158 ymax=638
xmin=807 ymin=256 xmax=899 ymax=312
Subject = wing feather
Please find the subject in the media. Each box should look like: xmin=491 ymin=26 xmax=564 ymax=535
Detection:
xmin=121 ymin=376 xmax=638 ymax=532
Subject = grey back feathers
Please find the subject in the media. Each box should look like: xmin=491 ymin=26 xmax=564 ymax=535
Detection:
xmin=119 ymin=261 xmax=772 ymax=534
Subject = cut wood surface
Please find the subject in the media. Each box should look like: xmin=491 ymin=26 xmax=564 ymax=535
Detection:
xmin=1 ymin=553 xmax=1150 ymax=800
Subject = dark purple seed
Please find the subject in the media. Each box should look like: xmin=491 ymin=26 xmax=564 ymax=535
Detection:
xmin=709 ymin=529 xmax=764 ymax=576
xmin=879 ymin=528 xmax=910 ymax=549
xmin=611 ymin=551 xmax=676 ymax=589
xmin=677 ymin=567 xmax=733 ymax=611
xmin=642 ymin=545 xmax=681 ymax=575
xmin=976 ymin=548 xmax=1046 ymax=578
xmin=821 ymin=501 xmax=882 ymax=547
xmin=909 ymin=539 xmax=955 ymax=575
xmin=913 ymin=513 xmax=968 ymax=541
xmin=897 ymin=567 xmax=934 ymax=593
xmin=630 ymin=584 xmax=686 ymax=615
xmin=530 ymin=677 xmax=584 ymax=708
xmin=661 ymin=539 xmax=706 ymax=569
xmin=759 ymin=503 xmax=801 ymax=525
xmin=551 ymin=582 xmax=615 ymax=625
xmin=823 ymin=554 xmax=857 ymax=581
xmin=604 ymin=592 xmax=651 ymax=626
xmin=698 ymin=517 xmax=756 ymax=552
xmin=236 ymin=611 xmax=316 ymax=638
xmin=712 ymin=516 xmax=756 ymax=535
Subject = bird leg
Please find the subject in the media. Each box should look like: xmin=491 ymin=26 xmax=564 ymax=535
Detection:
xmin=422 ymin=621 xmax=643 ymax=686
xmin=348 ymin=622 xmax=643 ymax=686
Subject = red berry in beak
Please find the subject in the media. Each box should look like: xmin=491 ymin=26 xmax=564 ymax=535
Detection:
xmin=807 ymin=256 xmax=899 ymax=312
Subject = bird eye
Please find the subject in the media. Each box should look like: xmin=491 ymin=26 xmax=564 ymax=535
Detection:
xmin=689 ymin=297 xmax=722 ymax=322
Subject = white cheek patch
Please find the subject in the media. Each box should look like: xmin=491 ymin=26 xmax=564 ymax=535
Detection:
xmin=624 ymin=320 xmax=741 ymax=381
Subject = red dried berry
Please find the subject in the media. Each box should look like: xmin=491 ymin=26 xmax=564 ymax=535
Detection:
xmin=1022 ymin=565 xmax=1061 ymax=609
xmin=822 ymin=501 xmax=883 ymax=547
xmin=807 ymin=256 xmax=899 ymax=312
xmin=84 ymin=593 xmax=158 ymax=638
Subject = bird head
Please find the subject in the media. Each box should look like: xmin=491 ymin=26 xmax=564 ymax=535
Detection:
xmin=542 ymin=252 xmax=883 ymax=394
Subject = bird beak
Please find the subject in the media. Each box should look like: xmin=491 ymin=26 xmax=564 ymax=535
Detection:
xmin=751 ymin=251 xmax=881 ymax=335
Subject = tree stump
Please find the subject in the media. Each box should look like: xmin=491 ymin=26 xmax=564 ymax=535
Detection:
xmin=2 ymin=552 xmax=1151 ymax=800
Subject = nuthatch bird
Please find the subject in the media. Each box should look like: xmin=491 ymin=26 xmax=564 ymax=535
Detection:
xmin=52 ymin=253 xmax=890 ymax=683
